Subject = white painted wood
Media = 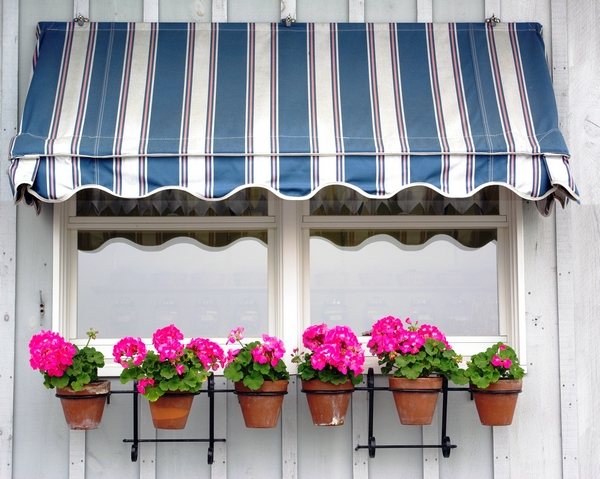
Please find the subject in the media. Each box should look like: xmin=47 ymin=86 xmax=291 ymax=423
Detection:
xmin=280 ymin=0 xmax=297 ymax=21
xmin=349 ymin=0 xmax=365 ymax=22
xmin=432 ymin=0 xmax=484 ymax=22
xmin=282 ymin=377 xmax=298 ymax=479
xmin=351 ymin=379 xmax=368 ymax=479
xmin=143 ymin=0 xmax=159 ymax=22
xmin=159 ymin=0 xmax=211 ymax=22
xmin=364 ymin=0 xmax=417 ymax=22
xmin=417 ymin=0 xmax=433 ymax=22
xmin=69 ymin=431 xmax=86 ymax=479
xmin=212 ymin=0 xmax=227 ymax=22
xmin=0 ymin=1 xmax=18 ymax=478
xmin=551 ymin=2 xmax=580 ymax=479
xmin=278 ymin=199 xmax=302 ymax=479
xmin=484 ymin=0 xmax=501 ymax=18
xmin=211 ymin=377 xmax=228 ymax=479
xmin=228 ymin=0 xmax=280 ymax=22
xmin=74 ymin=0 xmax=90 ymax=17
xmin=139 ymin=400 xmax=157 ymax=479
xmin=422 ymin=422 xmax=440 ymax=479
xmin=561 ymin=2 xmax=600 ymax=478
xmin=492 ymin=427 xmax=510 ymax=478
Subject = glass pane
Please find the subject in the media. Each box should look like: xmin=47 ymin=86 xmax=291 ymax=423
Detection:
xmin=310 ymin=232 xmax=498 ymax=337
xmin=77 ymin=236 xmax=268 ymax=338
xmin=76 ymin=188 xmax=269 ymax=217
xmin=310 ymin=186 xmax=499 ymax=216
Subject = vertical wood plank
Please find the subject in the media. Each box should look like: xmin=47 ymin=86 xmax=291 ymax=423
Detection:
xmin=143 ymin=0 xmax=159 ymax=22
xmin=282 ymin=376 xmax=299 ymax=479
xmin=67 ymin=5 xmax=89 ymax=478
xmin=349 ymin=0 xmax=365 ymax=22
xmin=73 ymin=0 xmax=90 ymax=17
xmin=0 ymin=1 xmax=18 ymax=479
xmin=139 ymin=399 xmax=157 ymax=479
xmin=212 ymin=0 xmax=227 ymax=22
xmin=281 ymin=0 xmax=297 ymax=21
xmin=417 ymin=0 xmax=433 ymax=22
xmin=351 ymin=381 xmax=369 ymax=479
xmin=484 ymin=0 xmax=501 ymax=18
xmin=211 ymin=377 xmax=228 ymax=479
xmin=551 ymin=1 xmax=579 ymax=478
xmin=422 ymin=422 xmax=440 ymax=479
xmin=492 ymin=427 xmax=510 ymax=478
xmin=278 ymin=200 xmax=302 ymax=479
xmin=69 ymin=431 xmax=86 ymax=479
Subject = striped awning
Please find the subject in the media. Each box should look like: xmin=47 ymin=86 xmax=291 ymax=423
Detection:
xmin=9 ymin=21 xmax=577 ymax=211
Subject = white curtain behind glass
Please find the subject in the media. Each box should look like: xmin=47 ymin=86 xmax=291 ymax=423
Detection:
xmin=78 ymin=237 xmax=268 ymax=338
xmin=310 ymin=234 xmax=498 ymax=336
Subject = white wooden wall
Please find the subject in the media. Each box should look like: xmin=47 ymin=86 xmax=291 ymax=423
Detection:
xmin=3 ymin=0 xmax=599 ymax=478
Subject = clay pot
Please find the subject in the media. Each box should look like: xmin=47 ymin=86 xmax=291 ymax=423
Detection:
xmin=234 ymin=380 xmax=289 ymax=428
xmin=56 ymin=380 xmax=111 ymax=430
xmin=302 ymin=379 xmax=354 ymax=426
xmin=388 ymin=376 xmax=443 ymax=425
xmin=471 ymin=379 xmax=522 ymax=426
xmin=148 ymin=392 xmax=195 ymax=429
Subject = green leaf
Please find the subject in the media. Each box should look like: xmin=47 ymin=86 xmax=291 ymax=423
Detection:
xmin=243 ymin=372 xmax=265 ymax=391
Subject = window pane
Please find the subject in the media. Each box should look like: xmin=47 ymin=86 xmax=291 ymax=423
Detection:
xmin=310 ymin=232 xmax=498 ymax=336
xmin=77 ymin=236 xmax=268 ymax=338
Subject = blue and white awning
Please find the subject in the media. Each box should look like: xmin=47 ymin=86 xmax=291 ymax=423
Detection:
xmin=9 ymin=21 xmax=577 ymax=210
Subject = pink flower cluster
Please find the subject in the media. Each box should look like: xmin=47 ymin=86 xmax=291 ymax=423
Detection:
xmin=227 ymin=326 xmax=244 ymax=344
xmin=29 ymin=330 xmax=76 ymax=377
xmin=303 ymin=324 xmax=364 ymax=376
xmin=113 ymin=337 xmax=147 ymax=368
xmin=367 ymin=316 xmax=451 ymax=356
xmin=137 ymin=378 xmax=155 ymax=394
xmin=188 ymin=337 xmax=225 ymax=371
xmin=251 ymin=334 xmax=286 ymax=367
xmin=152 ymin=324 xmax=184 ymax=362
xmin=491 ymin=344 xmax=512 ymax=369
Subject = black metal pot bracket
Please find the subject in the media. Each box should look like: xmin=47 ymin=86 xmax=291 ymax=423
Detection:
xmin=354 ymin=368 xmax=471 ymax=459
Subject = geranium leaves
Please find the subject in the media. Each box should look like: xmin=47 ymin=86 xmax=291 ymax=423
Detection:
xmin=223 ymin=338 xmax=290 ymax=390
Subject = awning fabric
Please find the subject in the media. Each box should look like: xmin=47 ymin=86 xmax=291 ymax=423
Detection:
xmin=9 ymin=21 xmax=578 ymax=210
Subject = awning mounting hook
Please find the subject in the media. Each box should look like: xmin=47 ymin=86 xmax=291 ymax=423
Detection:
xmin=282 ymin=14 xmax=296 ymax=28
xmin=485 ymin=14 xmax=501 ymax=27
xmin=73 ymin=14 xmax=89 ymax=27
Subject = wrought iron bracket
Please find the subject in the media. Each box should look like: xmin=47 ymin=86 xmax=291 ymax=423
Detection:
xmin=114 ymin=375 xmax=231 ymax=465
xmin=354 ymin=368 xmax=470 ymax=459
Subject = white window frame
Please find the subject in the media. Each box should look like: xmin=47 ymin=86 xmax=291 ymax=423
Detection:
xmin=53 ymin=190 xmax=526 ymax=375
xmin=299 ymin=189 xmax=526 ymax=368
xmin=53 ymin=195 xmax=280 ymax=376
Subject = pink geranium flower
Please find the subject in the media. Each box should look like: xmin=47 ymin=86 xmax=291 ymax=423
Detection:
xmin=113 ymin=337 xmax=147 ymax=368
xmin=137 ymin=378 xmax=155 ymax=394
xmin=29 ymin=330 xmax=77 ymax=377
xmin=152 ymin=324 xmax=184 ymax=362
xmin=187 ymin=337 xmax=225 ymax=371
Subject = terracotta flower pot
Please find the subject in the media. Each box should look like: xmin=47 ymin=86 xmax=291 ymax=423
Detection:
xmin=56 ymin=380 xmax=111 ymax=430
xmin=235 ymin=380 xmax=289 ymax=428
xmin=388 ymin=376 xmax=443 ymax=425
xmin=302 ymin=379 xmax=354 ymax=426
xmin=148 ymin=392 xmax=195 ymax=429
xmin=471 ymin=379 xmax=522 ymax=426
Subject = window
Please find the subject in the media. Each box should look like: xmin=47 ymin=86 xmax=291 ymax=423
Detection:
xmin=302 ymin=186 xmax=525 ymax=360
xmin=54 ymin=188 xmax=277 ymax=374
xmin=54 ymin=186 xmax=525 ymax=374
